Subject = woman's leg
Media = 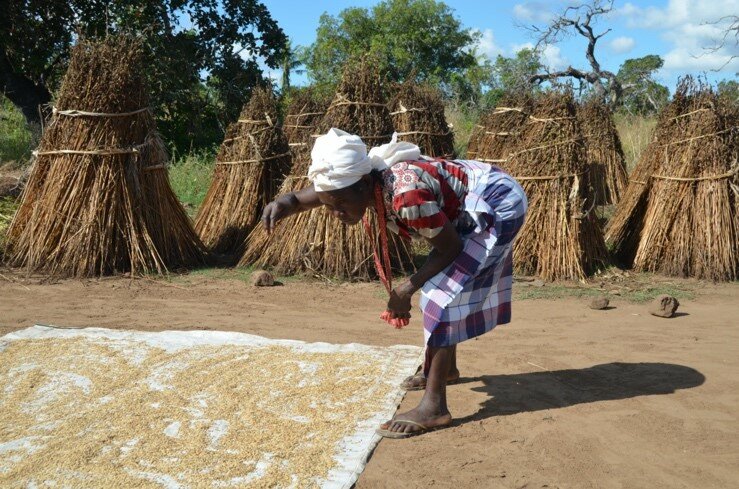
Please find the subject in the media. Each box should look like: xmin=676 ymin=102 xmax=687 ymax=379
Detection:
xmin=383 ymin=345 xmax=454 ymax=433
xmin=403 ymin=345 xmax=459 ymax=389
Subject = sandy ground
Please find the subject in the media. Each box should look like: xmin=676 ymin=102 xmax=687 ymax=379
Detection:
xmin=1 ymin=271 xmax=738 ymax=488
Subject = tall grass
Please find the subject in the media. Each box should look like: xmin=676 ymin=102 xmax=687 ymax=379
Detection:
xmin=0 ymin=197 xmax=18 ymax=247
xmin=0 ymin=96 xmax=39 ymax=167
xmin=445 ymin=105 xmax=479 ymax=158
xmin=168 ymin=150 xmax=215 ymax=217
xmin=614 ymin=113 xmax=657 ymax=172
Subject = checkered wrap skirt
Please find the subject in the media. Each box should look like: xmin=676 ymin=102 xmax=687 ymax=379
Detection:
xmin=419 ymin=161 xmax=527 ymax=348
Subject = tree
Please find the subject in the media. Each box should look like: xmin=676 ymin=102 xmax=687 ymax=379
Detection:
xmin=279 ymin=42 xmax=307 ymax=94
xmin=303 ymin=0 xmax=478 ymax=90
xmin=1 ymin=1 xmax=287 ymax=150
xmin=524 ymin=0 xmax=623 ymax=104
xmin=615 ymin=55 xmax=669 ymax=114
xmin=717 ymin=78 xmax=739 ymax=104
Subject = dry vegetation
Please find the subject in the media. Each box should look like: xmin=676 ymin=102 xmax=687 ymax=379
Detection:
xmin=240 ymin=56 xmax=415 ymax=280
xmin=194 ymin=87 xmax=291 ymax=256
xmin=4 ymin=37 xmax=204 ymax=277
xmin=390 ymin=80 xmax=455 ymax=158
xmin=503 ymin=91 xmax=609 ymax=281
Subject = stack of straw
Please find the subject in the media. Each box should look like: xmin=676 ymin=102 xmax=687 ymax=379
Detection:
xmin=195 ymin=87 xmax=291 ymax=256
xmin=5 ymin=37 xmax=204 ymax=277
xmin=390 ymin=81 xmax=455 ymax=158
xmin=468 ymin=93 xmax=533 ymax=163
xmin=608 ymin=79 xmax=738 ymax=280
xmin=503 ymin=91 xmax=608 ymax=281
xmin=577 ymin=98 xmax=628 ymax=205
xmin=240 ymin=57 xmax=415 ymax=280
xmin=283 ymin=88 xmax=329 ymax=167
xmin=605 ymin=81 xmax=695 ymax=265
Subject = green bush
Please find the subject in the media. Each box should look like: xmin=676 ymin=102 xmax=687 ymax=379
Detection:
xmin=168 ymin=150 xmax=215 ymax=217
xmin=0 ymin=96 xmax=38 ymax=166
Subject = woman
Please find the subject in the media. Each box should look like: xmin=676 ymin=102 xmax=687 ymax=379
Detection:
xmin=262 ymin=128 xmax=527 ymax=438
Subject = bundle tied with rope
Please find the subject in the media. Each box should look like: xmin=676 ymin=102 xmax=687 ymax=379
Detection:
xmin=470 ymin=92 xmax=533 ymax=163
xmin=501 ymin=90 xmax=608 ymax=281
xmin=240 ymin=55 xmax=415 ymax=280
xmin=282 ymin=88 xmax=331 ymax=171
xmin=389 ymin=80 xmax=455 ymax=158
xmin=608 ymin=78 xmax=738 ymax=281
xmin=194 ymin=86 xmax=291 ymax=257
xmin=577 ymin=98 xmax=629 ymax=205
xmin=5 ymin=36 xmax=204 ymax=277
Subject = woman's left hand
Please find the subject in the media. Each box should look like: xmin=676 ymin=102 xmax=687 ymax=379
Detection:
xmin=387 ymin=288 xmax=412 ymax=316
xmin=383 ymin=283 xmax=415 ymax=328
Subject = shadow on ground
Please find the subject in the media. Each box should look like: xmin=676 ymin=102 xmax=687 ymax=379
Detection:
xmin=454 ymin=362 xmax=705 ymax=424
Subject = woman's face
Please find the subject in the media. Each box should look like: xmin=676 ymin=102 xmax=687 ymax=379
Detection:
xmin=317 ymin=176 xmax=373 ymax=225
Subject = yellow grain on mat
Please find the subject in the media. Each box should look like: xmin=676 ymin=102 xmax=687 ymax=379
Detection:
xmin=0 ymin=337 xmax=407 ymax=487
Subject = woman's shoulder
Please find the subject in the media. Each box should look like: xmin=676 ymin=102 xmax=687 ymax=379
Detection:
xmin=384 ymin=162 xmax=427 ymax=194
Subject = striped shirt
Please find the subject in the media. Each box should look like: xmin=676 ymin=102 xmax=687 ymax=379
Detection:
xmin=381 ymin=159 xmax=473 ymax=240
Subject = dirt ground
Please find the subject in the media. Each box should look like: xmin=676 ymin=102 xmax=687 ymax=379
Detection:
xmin=1 ymin=269 xmax=738 ymax=488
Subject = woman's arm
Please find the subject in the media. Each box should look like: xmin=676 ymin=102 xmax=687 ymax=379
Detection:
xmin=386 ymin=219 xmax=463 ymax=317
xmin=262 ymin=185 xmax=321 ymax=234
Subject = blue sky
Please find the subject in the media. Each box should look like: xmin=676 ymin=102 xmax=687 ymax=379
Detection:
xmin=261 ymin=0 xmax=738 ymax=91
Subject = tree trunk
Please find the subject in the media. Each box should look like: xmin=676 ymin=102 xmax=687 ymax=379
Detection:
xmin=0 ymin=52 xmax=51 ymax=125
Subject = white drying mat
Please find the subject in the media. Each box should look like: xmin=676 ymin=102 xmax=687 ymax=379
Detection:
xmin=0 ymin=325 xmax=422 ymax=488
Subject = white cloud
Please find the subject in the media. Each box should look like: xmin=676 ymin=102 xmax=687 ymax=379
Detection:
xmin=609 ymin=36 xmax=636 ymax=54
xmin=471 ymin=28 xmax=505 ymax=60
xmin=512 ymin=2 xmax=557 ymax=24
xmin=541 ymin=44 xmax=569 ymax=71
xmin=511 ymin=42 xmax=536 ymax=54
xmin=617 ymin=0 xmax=739 ymax=72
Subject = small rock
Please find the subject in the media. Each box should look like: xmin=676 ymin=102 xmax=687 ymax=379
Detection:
xmin=589 ymin=296 xmax=610 ymax=310
xmin=531 ymin=279 xmax=545 ymax=287
xmin=250 ymin=270 xmax=274 ymax=287
xmin=649 ymin=295 xmax=679 ymax=318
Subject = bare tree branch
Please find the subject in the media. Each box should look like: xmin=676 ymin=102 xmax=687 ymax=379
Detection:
xmin=696 ymin=15 xmax=739 ymax=71
xmin=526 ymin=0 xmax=622 ymax=104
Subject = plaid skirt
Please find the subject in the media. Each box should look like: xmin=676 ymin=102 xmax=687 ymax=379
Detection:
xmin=420 ymin=161 xmax=527 ymax=348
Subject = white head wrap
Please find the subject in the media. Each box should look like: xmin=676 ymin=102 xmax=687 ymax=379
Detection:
xmin=308 ymin=128 xmax=421 ymax=192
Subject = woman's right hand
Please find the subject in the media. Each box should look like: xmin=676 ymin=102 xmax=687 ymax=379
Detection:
xmin=262 ymin=195 xmax=295 ymax=234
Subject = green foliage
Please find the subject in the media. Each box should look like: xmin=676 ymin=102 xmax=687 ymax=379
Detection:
xmin=492 ymin=49 xmax=543 ymax=94
xmin=2 ymin=0 xmax=288 ymax=151
xmin=303 ymin=0 xmax=477 ymax=91
xmin=0 ymin=96 xmax=38 ymax=166
xmin=717 ymin=78 xmax=739 ymax=105
xmin=0 ymin=197 xmax=19 ymax=247
xmin=617 ymin=55 xmax=670 ymax=115
xmin=444 ymin=104 xmax=479 ymax=156
xmin=168 ymin=150 xmax=215 ymax=217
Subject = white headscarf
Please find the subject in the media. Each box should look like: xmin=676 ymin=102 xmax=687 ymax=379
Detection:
xmin=308 ymin=128 xmax=420 ymax=192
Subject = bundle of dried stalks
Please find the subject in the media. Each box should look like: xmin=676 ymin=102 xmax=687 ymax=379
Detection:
xmin=466 ymin=112 xmax=486 ymax=159
xmin=5 ymin=37 xmax=204 ymax=277
xmin=502 ymin=91 xmax=608 ymax=281
xmin=628 ymin=81 xmax=737 ymax=280
xmin=577 ymin=98 xmax=628 ymax=205
xmin=283 ymin=88 xmax=330 ymax=168
xmin=605 ymin=82 xmax=693 ymax=264
xmin=390 ymin=81 xmax=454 ymax=158
xmin=241 ymin=57 xmax=414 ymax=280
xmin=194 ymin=87 xmax=291 ymax=256
xmin=471 ymin=93 xmax=533 ymax=164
